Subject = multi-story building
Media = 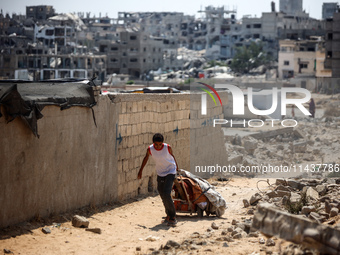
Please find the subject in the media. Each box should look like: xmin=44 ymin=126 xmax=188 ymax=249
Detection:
xmin=98 ymin=28 xmax=164 ymax=77
xmin=278 ymin=38 xmax=332 ymax=91
xmin=26 ymin=5 xmax=55 ymax=21
xmin=279 ymin=0 xmax=303 ymax=16
xmin=324 ymin=10 xmax=340 ymax=92
xmin=322 ymin=3 xmax=339 ymax=19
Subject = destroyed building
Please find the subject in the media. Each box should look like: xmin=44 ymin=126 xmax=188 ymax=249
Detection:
xmin=278 ymin=38 xmax=332 ymax=91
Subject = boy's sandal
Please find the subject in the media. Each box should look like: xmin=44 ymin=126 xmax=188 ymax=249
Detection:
xmin=167 ymin=218 xmax=177 ymax=226
xmin=161 ymin=216 xmax=170 ymax=224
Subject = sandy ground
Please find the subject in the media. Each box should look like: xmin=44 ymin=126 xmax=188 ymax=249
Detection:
xmin=0 ymin=178 xmax=286 ymax=255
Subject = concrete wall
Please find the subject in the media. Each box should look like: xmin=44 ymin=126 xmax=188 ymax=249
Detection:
xmin=0 ymin=91 xmax=227 ymax=228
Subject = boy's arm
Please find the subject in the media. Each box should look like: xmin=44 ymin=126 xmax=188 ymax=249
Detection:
xmin=168 ymin=146 xmax=179 ymax=172
xmin=138 ymin=149 xmax=150 ymax=179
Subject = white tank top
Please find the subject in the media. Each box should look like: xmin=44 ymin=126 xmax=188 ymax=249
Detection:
xmin=148 ymin=143 xmax=176 ymax=177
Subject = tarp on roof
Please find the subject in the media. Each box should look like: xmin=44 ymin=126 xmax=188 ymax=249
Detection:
xmin=0 ymin=79 xmax=96 ymax=137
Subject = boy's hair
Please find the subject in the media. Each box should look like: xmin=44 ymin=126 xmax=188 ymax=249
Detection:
xmin=153 ymin=133 xmax=164 ymax=143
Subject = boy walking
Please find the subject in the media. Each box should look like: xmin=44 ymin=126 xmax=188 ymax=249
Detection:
xmin=138 ymin=133 xmax=178 ymax=226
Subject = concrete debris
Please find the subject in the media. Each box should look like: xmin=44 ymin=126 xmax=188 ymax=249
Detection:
xmin=42 ymin=227 xmax=51 ymax=234
xmin=243 ymin=199 xmax=250 ymax=208
xmin=164 ymin=240 xmax=181 ymax=249
xmin=211 ymin=222 xmax=219 ymax=230
xmin=252 ymin=203 xmax=340 ymax=254
xmin=250 ymin=193 xmax=262 ymax=205
xmin=265 ymin=238 xmax=276 ymax=246
xmin=146 ymin=235 xmax=160 ymax=241
xmin=72 ymin=215 xmax=89 ymax=228
xmin=305 ymin=187 xmax=319 ymax=203
xmin=301 ymin=206 xmax=316 ymax=215
xmin=85 ymin=228 xmax=102 ymax=234
xmin=330 ymin=208 xmax=339 ymax=217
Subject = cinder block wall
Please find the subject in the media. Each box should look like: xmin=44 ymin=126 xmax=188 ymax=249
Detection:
xmin=0 ymin=92 xmax=227 ymax=228
xmin=110 ymin=94 xmax=191 ymax=200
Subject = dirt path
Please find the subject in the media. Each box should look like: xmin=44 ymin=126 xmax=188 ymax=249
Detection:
xmin=0 ymin=178 xmax=285 ymax=255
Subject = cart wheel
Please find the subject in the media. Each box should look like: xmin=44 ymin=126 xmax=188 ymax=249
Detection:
xmin=197 ymin=206 xmax=204 ymax=218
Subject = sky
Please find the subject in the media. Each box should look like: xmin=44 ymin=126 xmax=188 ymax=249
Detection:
xmin=1 ymin=0 xmax=329 ymax=20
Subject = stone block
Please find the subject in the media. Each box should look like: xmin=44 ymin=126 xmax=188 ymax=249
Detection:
xmin=252 ymin=203 xmax=340 ymax=254
xmin=72 ymin=215 xmax=89 ymax=228
xmin=330 ymin=208 xmax=339 ymax=217
xmin=306 ymin=187 xmax=319 ymax=203
xmin=316 ymin=185 xmax=327 ymax=196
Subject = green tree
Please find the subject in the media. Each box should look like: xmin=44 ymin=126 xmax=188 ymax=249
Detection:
xmin=230 ymin=42 xmax=271 ymax=74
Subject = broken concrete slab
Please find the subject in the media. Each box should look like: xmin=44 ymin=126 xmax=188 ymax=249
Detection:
xmin=275 ymin=179 xmax=288 ymax=186
xmin=85 ymin=228 xmax=102 ymax=234
xmin=287 ymin=180 xmax=305 ymax=190
xmin=250 ymin=127 xmax=294 ymax=140
xmin=301 ymin=206 xmax=316 ymax=215
xmin=72 ymin=215 xmax=89 ymax=228
xmin=316 ymin=185 xmax=328 ymax=196
xmin=306 ymin=187 xmax=319 ymax=203
xmin=252 ymin=203 xmax=340 ymax=254
xmin=250 ymin=193 xmax=262 ymax=205
xmin=267 ymin=190 xmax=291 ymax=198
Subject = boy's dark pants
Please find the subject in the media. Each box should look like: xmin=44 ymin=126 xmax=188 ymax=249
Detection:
xmin=157 ymin=174 xmax=176 ymax=220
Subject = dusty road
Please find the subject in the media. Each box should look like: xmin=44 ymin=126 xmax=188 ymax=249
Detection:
xmin=0 ymin=178 xmax=286 ymax=255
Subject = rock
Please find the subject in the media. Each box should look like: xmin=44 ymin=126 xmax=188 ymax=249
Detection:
xmin=146 ymin=235 xmax=160 ymax=241
xmin=227 ymin=227 xmax=234 ymax=232
xmin=248 ymin=232 xmax=259 ymax=237
xmin=72 ymin=215 xmax=89 ymax=228
xmin=232 ymin=233 xmax=242 ymax=239
xmin=316 ymin=185 xmax=328 ymax=196
xmin=136 ymin=246 xmax=141 ymax=251
xmin=221 ymin=230 xmax=228 ymax=235
xmin=231 ymin=219 xmax=239 ymax=225
xmin=306 ymin=187 xmax=319 ymax=203
xmin=259 ymin=238 xmax=266 ymax=244
xmin=287 ymin=180 xmax=304 ymax=190
xmin=223 ymin=242 xmax=229 ymax=247
xmin=266 ymin=238 xmax=276 ymax=246
xmin=3 ymin=249 xmax=12 ymax=254
xmin=330 ymin=208 xmax=339 ymax=217
xmin=277 ymin=144 xmax=284 ymax=150
xmin=289 ymin=192 xmax=301 ymax=204
xmin=197 ymin=240 xmax=207 ymax=245
xmin=320 ymin=196 xmax=331 ymax=202
xmin=190 ymin=244 xmax=200 ymax=250
xmin=235 ymin=223 xmax=245 ymax=231
xmin=276 ymin=179 xmax=287 ymax=186
xmin=250 ymin=193 xmax=262 ymax=205
xmin=243 ymin=199 xmax=250 ymax=208
xmin=276 ymin=185 xmax=291 ymax=192
xmin=165 ymin=240 xmax=180 ymax=248
xmin=267 ymin=190 xmax=291 ymax=198
xmin=301 ymin=206 xmax=315 ymax=215
xmin=42 ymin=227 xmax=51 ymax=234
xmin=243 ymin=138 xmax=258 ymax=155
xmin=85 ymin=228 xmax=101 ymax=234
xmin=211 ymin=222 xmax=219 ymax=230
xmin=247 ymin=209 xmax=254 ymax=215
xmin=233 ymin=134 xmax=242 ymax=146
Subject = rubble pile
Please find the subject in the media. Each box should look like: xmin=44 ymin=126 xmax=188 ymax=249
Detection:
xmin=150 ymin=220 xmax=277 ymax=255
xmin=224 ymin=117 xmax=340 ymax=177
xmin=243 ymin=178 xmax=340 ymax=223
